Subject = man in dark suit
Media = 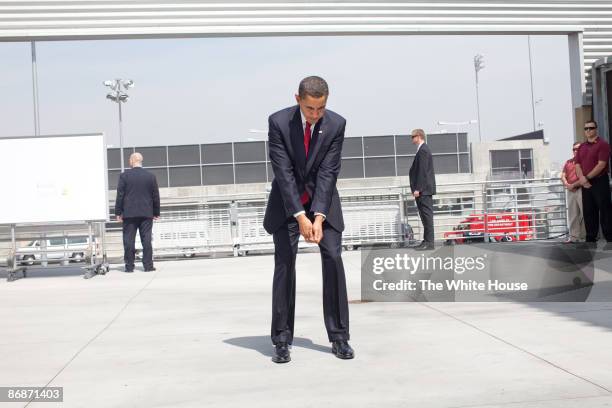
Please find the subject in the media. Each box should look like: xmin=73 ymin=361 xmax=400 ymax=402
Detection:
xmin=115 ymin=152 xmax=161 ymax=272
xmin=409 ymin=128 xmax=437 ymax=250
xmin=264 ymin=76 xmax=353 ymax=363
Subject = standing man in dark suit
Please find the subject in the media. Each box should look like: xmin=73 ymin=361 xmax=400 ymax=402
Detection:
xmin=409 ymin=129 xmax=436 ymax=250
xmin=115 ymin=152 xmax=161 ymax=272
xmin=264 ymin=76 xmax=353 ymax=363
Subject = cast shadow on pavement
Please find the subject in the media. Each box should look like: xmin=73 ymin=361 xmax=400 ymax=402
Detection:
xmin=224 ymin=336 xmax=330 ymax=357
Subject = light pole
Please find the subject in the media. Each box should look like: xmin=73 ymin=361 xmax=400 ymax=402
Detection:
xmin=437 ymin=120 xmax=478 ymax=136
xmin=31 ymin=42 xmax=40 ymax=136
xmin=527 ymin=35 xmax=536 ymax=131
xmin=474 ymin=54 xmax=485 ymax=143
xmin=104 ymin=79 xmax=134 ymax=172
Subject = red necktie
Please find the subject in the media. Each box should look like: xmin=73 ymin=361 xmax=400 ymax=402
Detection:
xmin=300 ymin=122 xmax=312 ymax=205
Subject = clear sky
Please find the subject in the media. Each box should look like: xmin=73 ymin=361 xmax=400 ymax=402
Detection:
xmin=0 ymin=34 xmax=574 ymax=167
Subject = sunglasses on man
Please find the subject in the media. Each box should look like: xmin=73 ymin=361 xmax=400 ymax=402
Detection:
xmin=584 ymin=126 xmax=597 ymax=131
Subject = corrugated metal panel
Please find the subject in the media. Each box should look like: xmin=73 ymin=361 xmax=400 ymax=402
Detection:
xmin=0 ymin=1 xmax=610 ymax=102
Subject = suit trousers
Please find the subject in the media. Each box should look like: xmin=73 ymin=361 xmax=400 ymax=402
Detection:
xmin=271 ymin=215 xmax=350 ymax=345
xmin=416 ymin=195 xmax=435 ymax=243
xmin=582 ymin=174 xmax=612 ymax=242
xmin=122 ymin=217 xmax=154 ymax=270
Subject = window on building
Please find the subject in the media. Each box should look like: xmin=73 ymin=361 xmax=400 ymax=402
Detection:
xmin=108 ymin=170 xmax=121 ymax=190
xmin=433 ymin=154 xmax=459 ymax=174
xmin=427 ymin=133 xmax=459 ymax=154
xmin=136 ymin=146 xmax=167 ymax=167
xmin=235 ymin=163 xmax=267 ymax=183
xmin=364 ymin=157 xmax=396 ymax=177
xmin=490 ymin=149 xmax=533 ymax=178
xmin=342 ymin=137 xmax=364 ymax=158
xmin=146 ymin=167 xmax=169 ymax=188
xmin=201 ymin=143 xmax=233 ymax=164
xmin=107 ymin=148 xmax=134 ymax=169
xmin=340 ymin=158 xmax=365 ymax=179
xmin=234 ymin=142 xmax=266 ymax=163
xmin=203 ymin=164 xmax=234 ymax=185
xmin=363 ymin=136 xmax=394 ymax=156
xmin=169 ymin=166 xmax=201 ymax=187
xmin=168 ymin=145 xmax=200 ymax=166
xmin=396 ymin=156 xmax=414 ymax=176
xmin=395 ymin=135 xmax=417 ymax=155
xmin=459 ymin=154 xmax=471 ymax=173
xmin=458 ymin=133 xmax=469 ymax=152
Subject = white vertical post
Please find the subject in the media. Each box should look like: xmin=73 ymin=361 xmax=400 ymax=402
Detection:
xmin=527 ymin=35 xmax=537 ymax=131
xmin=31 ymin=41 xmax=41 ymax=136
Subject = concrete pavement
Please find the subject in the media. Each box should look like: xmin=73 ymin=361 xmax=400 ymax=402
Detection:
xmin=2 ymin=250 xmax=612 ymax=408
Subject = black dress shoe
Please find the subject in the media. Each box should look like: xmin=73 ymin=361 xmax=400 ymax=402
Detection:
xmin=143 ymin=267 xmax=156 ymax=272
xmin=414 ymin=241 xmax=435 ymax=250
xmin=124 ymin=268 xmax=134 ymax=273
xmin=272 ymin=342 xmax=291 ymax=363
xmin=332 ymin=340 xmax=354 ymax=360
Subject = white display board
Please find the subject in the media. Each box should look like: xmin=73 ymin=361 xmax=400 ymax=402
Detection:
xmin=0 ymin=133 xmax=108 ymax=224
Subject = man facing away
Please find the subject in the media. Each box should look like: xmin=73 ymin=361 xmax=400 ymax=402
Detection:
xmin=574 ymin=120 xmax=612 ymax=243
xmin=409 ymin=128 xmax=437 ymax=250
xmin=561 ymin=142 xmax=586 ymax=243
xmin=115 ymin=152 xmax=161 ymax=272
xmin=263 ymin=76 xmax=353 ymax=363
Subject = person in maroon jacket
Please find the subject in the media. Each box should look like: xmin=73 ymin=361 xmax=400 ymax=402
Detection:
xmin=562 ymin=142 xmax=586 ymax=242
xmin=574 ymin=120 xmax=612 ymax=243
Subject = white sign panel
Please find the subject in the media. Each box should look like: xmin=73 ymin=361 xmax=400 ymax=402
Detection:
xmin=0 ymin=133 xmax=108 ymax=224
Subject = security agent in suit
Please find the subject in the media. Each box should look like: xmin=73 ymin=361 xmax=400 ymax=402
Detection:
xmin=264 ymin=76 xmax=353 ymax=363
xmin=409 ymin=129 xmax=437 ymax=250
xmin=115 ymin=152 xmax=161 ymax=272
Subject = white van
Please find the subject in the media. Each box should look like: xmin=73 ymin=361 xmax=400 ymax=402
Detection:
xmin=16 ymin=236 xmax=92 ymax=265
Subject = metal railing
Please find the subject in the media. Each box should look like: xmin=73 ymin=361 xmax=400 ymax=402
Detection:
xmin=0 ymin=177 xmax=576 ymax=265
xmin=99 ymin=177 xmax=571 ymax=258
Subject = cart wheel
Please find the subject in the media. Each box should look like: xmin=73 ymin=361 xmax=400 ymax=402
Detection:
xmin=345 ymin=245 xmax=355 ymax=251
xmin=390 ymin=243 xmax=399 ymax=249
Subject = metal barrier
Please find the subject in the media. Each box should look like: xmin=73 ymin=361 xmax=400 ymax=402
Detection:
xmin=0 ymin=222 xmax=109 ymax=281
xmin=429 ymin=178 xmax=568 ymax=244
xmin=102 ymin=177 xmax=573 ymax=258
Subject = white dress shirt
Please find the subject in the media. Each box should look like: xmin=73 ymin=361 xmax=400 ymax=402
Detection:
xmin=416 ymin=140 xmax=424 ymax=153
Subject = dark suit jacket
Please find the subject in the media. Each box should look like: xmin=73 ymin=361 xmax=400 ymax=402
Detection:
xmin=409 ymin=143 xmax=436 ymax=196
xmin=115 ymin=167 xmax=161 ymax=219
xmin=263 ymin=105 xmax=346 ymax=234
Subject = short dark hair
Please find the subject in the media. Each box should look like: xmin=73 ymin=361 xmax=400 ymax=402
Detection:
xmin=585 ymin=119 xmax=598 ymax=128
xmin=298 ymin=76 xmax=329 ymax=99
